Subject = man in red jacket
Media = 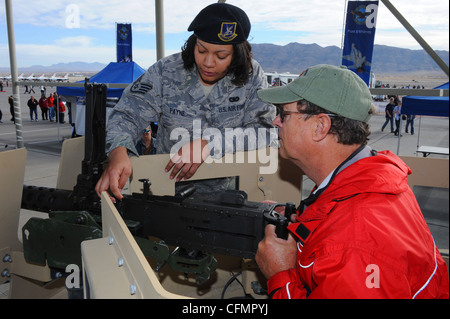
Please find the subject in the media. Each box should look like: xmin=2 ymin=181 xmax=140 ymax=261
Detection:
xmin=256 ymin=64 xmax=449 ymax=299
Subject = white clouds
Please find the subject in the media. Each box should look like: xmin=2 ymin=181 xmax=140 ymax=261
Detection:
xmin=7 ymin=0 xmax=446 ymax=40
xmin=377 ymin=0 xmax=449 ymax=30
xmin=250 ymin=0 xmax=448 ymax=50
xmin=5 ymin=0 xmax=67 ymax=28
xmin=54 ymin=36 xmax=94 ymax=47
xmin=1 ymin=0 xmax=448 ymax=67
xmin=13 ymin=43 xmax=114 ymax=66
xmin=375 ymin=0 xmax=449 ymax=50
xmin=2 ymin=40 xmax=176 ymax=69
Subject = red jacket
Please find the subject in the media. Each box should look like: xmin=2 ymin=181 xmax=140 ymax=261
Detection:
xmin=47 ymin=96 xmax=54 ymax=107
xmin=268 ymin=150 xmax=449 ymax=299
xmin=39 ymin=97 xmax=47 ymax=108
xmin=59 ymin=101 xmax=65 ymax=113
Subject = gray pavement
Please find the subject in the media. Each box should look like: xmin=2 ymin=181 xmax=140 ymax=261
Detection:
xmin=368 ymin=102 xmax=449 ymax=158
xmin=0 ymin=84 xmax=73 ymax=187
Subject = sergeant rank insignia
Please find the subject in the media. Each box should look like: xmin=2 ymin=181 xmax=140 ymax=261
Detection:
xmin=130 ymin=76 xmax=152 ymax=94
xmin=218 ymin=22 xmax=238 ymax=42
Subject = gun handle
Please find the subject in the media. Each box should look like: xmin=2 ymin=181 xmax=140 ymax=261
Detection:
xmin=264 ymin=211 xmax=289 ymax=240
xmin=275 ymin=217 xmax=289 ymax=240
xmin=285 ymin=202 xmax=297 ymax=222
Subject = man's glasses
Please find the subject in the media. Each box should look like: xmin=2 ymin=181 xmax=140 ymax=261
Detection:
xmin=276 ymin=107 xmax=301 ymax=123
xmin=142 ymin=129 xmax=151 ymax=133
xmin=276 ymin=106 xmax=336 ymax=123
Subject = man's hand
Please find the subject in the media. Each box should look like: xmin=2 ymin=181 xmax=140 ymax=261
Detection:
xmin=165 ymin=139 xmax=210 ymax=182
xmin=256 ymin=224 xmax=297 ymax=279
xmin=95 ymin=146 xmax=132 ymax=200
xmin=262 ymin=200 xmax=297 ymax=223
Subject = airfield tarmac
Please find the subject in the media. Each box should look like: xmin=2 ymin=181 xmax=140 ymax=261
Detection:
xmin=0 ymin=82 xmax=448 ymax=299
xmin=375 ymin=72 xmax=448 ymax=89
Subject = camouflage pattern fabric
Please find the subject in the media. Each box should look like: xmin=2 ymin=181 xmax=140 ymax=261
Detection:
xmin=105 ymin=52 xmax=277 ymax=193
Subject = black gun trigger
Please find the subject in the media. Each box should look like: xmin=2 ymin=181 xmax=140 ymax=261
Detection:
xmin=285 ymin=202 xmax=297 ymax=222
xmin=264 ymin=211 xmax=289 ymax=240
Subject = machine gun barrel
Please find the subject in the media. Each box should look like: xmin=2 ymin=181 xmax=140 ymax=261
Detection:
xmin=21 ymin=185 xmax=101 ymax=214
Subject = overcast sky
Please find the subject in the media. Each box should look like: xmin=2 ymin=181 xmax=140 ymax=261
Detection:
xmin=0 ymin=0 xmax=448 ymax=69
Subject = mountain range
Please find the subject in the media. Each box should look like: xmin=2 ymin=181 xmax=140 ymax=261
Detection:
xmin=0 ymin=61 xmax=106 ymax=74
xmin=1 ymin=43 xmax=448 ymax=75
xmin=251 ymin=43 xmax=449 ymax=74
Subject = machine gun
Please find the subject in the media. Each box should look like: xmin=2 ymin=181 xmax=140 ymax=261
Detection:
xmin=22 ymin=181 xmax=296 ymax=284
xmin=20 ymin=83 xmax=296 ymax=286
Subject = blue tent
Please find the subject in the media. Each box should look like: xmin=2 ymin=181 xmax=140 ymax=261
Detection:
xmin=57 ymin=61 xmax=146 ymax=98
xmin=402 ymin=82 xmax=449 ymax=117
xmin=396 ymin=82 xmax=449 ymax=155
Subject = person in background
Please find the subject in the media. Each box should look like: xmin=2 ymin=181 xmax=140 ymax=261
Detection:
xmin=381 ymin=97 xmax=395 ymax=133
xmin=27 ymin=96 xmax=39 ymax=121
xmin=405 ymin=113 xmax=416 ymax=135
xmin=39 ymin=94 xmax=48 ymax=120
xmin=8 ymin=95 xmax=15 ymax=123
xmin=58 ymin=97 xmax=66 ymax=123
xmin=53 ymin=93 xmax=59 ymax=123
xmin=47 ymin=93 xmax=55 ymax=121
xmin=393 ymin=100 xmax=402 ymax=136
xmin=136 ymin=124 xmax=157 ymax=155
xmin=67 ymin=101 xmax=73 ymax=124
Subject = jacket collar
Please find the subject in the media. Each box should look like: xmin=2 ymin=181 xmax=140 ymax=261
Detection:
xmin=290 ymin=145 xmax=376 ymax=244
xmin=289 ymin=149 xmax=411 ymax=244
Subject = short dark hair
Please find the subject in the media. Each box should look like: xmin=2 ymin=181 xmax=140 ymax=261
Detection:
xmin=181 ymin=35 xmax=253 ymax=86
xmin=297 ymin=100 xmax=372 ymax=145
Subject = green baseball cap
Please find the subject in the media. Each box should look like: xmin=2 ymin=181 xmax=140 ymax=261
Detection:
xmin=257 ymin=64 xmax=373 ymax=122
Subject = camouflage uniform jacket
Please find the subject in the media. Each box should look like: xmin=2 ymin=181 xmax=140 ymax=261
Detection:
xmin=105 ymin=52 xmax=276 ymax=158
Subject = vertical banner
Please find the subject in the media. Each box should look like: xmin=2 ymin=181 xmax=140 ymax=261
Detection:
xmin=342 ymin=1 xmax=378 ymax=85
xmin=116 ymin=23 xmax=133 ymax=62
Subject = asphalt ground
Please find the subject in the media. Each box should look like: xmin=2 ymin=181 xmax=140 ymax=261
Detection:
xmin=0 ymin=84 xmax=73 ymax=187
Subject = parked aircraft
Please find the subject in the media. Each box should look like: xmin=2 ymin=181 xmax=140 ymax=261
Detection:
xmin=24 ymin=73 xmax=36 ymax=81
xmin=0 ymin=74 xmax=12 ymax=81
xmin=49 ymin=73 xmax=70 ymax=82
xmin=0 ymin=73 xmax=70 ymax=82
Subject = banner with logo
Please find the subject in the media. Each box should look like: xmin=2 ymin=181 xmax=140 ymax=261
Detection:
xmin=116 ymin=23 xmax=133 ymax=62
xmin=341 ymin=1 xmax=379 ymax=85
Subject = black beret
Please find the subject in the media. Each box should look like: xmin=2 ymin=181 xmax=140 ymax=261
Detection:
xmin=188 ymin=3 xmax=251 ymax=44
